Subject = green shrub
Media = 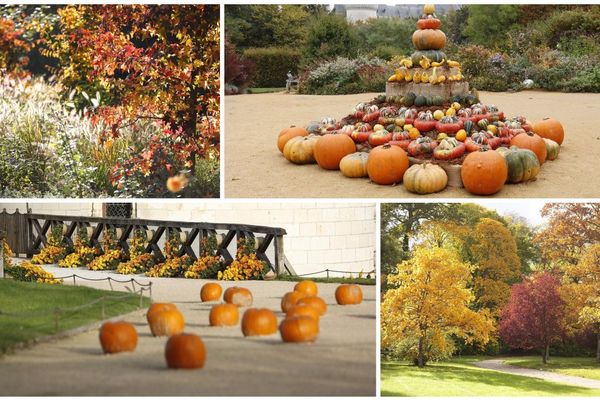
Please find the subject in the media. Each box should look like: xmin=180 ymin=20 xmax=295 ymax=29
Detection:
xmin=243 ymin=47 xmax=302 ymax=87
xmin=299 ymin=56 xmax=387 ymax=95
xmin=304 ymin=13 xmax=358 ymax=63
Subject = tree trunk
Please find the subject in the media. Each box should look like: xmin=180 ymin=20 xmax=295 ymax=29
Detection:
xmin=543 ymin=344 xmax=550 ymax=364
xmin=596 ymin=332 xmax=600 ymax=363
xmin=417 ymin=336 xmax=425 ymax=368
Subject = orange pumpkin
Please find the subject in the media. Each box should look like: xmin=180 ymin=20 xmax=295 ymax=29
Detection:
xmin=147 ymin=303 xmax=185 ymax=337
xmin=367 ymin=144 xmax=409 ymax=185
xmin=241 ymin=308 xmax=278 ymax=336
xmin=533 ymin=117 xmax=564 ymax=145
xmin=294 ymin=280 xmax=318 ymax=296
xmin=461 ymin=149 xmax=508 ymax=195
xmin=165 ymin=333 xmax=206 ymax=369
xmin=281 ymin=291 xmax=306 ymax=313
xmin=223 ymin=286 xmax=253 ymax=307
xmin=200 ymin=282 xmax=222 ymax=302
xmin=297 ymin=296 xmax=327 ymax=316
xmin=99 ymin=321 xmax=138 ymax=354
xmin=277 ymin=126 xmax=308 ymax=153
xmin=412 ymin=29 xmax=446 ymax=50
xmin=510 ymin=132 xmax=547 ymax=165
xmin=209 ymin=303 xmax=240 ymax=326
xmin=313 ymin=133 xmax=356 ymax=170
xmin=335 ymin=284 xmax=363 ymax=305
xmin=286 ymin=304 xmax=320 ymax=322
xmin=279 ymin=316 xmax=319 ymax=343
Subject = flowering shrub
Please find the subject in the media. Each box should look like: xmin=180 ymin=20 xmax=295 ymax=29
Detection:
xmin=58 ymin=226 xmax=97 ymax=268
xmin=2 ymin=238 xmax=14 ymax=267
xmin=184 ymin=234 xmax=223 ymax=279
xmin=299 ymin=56 xmax=387 ymax=95
xmin=145 ymin=231 xmax=192 ymax=278
xmin=7 ymin=261 xmax=63 ymax=284
xmin=31 ymin=224 xmax=67 ymax=265
xmin=88 ymin=228 xmax=121 ymax=271
xmin=117 ymin=229 xmax=155 ymax=275
xmin=218 ymin=237 xmax=269 ymax=281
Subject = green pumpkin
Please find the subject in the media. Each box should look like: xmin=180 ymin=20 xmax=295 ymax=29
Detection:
xmin=432 ymin=96 xmax=443 ymax=106
xmin=464 ymin=120 xmax=474 ymax=134
xmin=411 ymin=50 xmax=447 ymax=64
xmin=496 ymin=146 xmax=540 ymax=183
xmin=426 ymin=96 xmax=434 ymax=106
xmin=450 ymin=94 xmax=464 ymax=104
xmin=465 ymin=94 xmax=478 ymax=106
xmin=414 ymin=95 xmax=427 ymax=107
xmin=402 ymin=92 xmax=416 ymax=107
xmin=477 ymin=119 xmax=489 ymax=130
xmin=544 ymin=138 xmax=560 ymax=160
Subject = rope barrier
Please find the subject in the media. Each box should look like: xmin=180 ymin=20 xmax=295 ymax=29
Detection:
xmin=50 ymin=273 xmax=152 ymax=287
xmin=293 ymin=268 xmax=376 ymax=278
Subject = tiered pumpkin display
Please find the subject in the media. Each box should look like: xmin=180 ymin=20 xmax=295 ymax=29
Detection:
xmin=275 ymin=3 xmax=565 ymax=196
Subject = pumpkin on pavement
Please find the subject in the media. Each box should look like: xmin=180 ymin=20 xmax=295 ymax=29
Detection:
xmin=297 ymin=295 xmax=327 ymax=316
xmin=283 ymin=135 xmax=319 ymax=165
xmin=165 ymin=333 xmax=206 ymax=369
xmin=279 ymin=315 xmax=319 ymax=343
xmin=544 ymin=138 xmax=560 ymax=160
xmin=147 ymin=303 xmax=185 ymax=337
xmin=335 ymin=284 xmax=363 ymax=305
xmin=99 ymin=321 xmax=138 ymax=354
xmin=209 ymin=303 xmax=240 ymax=327
xmin=281 ymin=291 xmax=306 ymax=313
xmin=510 ymin=131 xmax=547 ymax=165
xmin=294 ymin=280 xmax=318 ymax=296
xmin=223 ymin=286 xmax=253 ymax=307
xmin=241 ymin=308 xmax=278 ymax=336
xmin=200 ymin=282 xmax=222 ymax=302
xmin=339 ymin=152 xmax=369 ymax=178
xmin=277 ymin=126 xmax=308 ymax=152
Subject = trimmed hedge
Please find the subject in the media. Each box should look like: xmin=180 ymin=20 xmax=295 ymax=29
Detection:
xmin=243 ymin=47 xmax=302 ymax=88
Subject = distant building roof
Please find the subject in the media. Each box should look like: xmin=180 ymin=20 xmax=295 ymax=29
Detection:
xmin=334 ymin=4 xmax=459 ymax=21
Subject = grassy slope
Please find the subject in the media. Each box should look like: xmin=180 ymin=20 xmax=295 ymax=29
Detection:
xmin=381 ymin=357 xmax=600 ymax=397
xmin=504 ymin=356 xmax=600 ymax=380
xmin=0 ymin=280 xmax=146 ymax=353
xmin=248 ymin=87 xmax=285 ymax=94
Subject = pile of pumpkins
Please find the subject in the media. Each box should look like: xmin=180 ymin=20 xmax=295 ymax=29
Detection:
xmin=98 ymin=281 xmax=364 ymax=369
xmin=277 ymin=101 xmax=564 ymax=195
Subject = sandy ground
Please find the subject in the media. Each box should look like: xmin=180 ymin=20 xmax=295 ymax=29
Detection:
xmin=475 ymin=359 xmax=600 ymax=390
xmin=225 ymin=90 xmax=600 ymax=198
xmin=0 ymin=266 xmax=376 ymax=396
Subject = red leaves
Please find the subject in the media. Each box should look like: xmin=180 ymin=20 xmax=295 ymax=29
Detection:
xmin=499 ymin=272 xmax=566 ymax=352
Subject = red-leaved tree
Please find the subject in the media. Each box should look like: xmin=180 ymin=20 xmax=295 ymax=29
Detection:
xmin=499 ymin=272 xmax=566 ymax=363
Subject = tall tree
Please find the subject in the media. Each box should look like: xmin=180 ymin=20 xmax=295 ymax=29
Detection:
xmin=304 ymin=13 xmax=357 ymax=62
xmin=536 ymin=203 xmax=600 ymax=266
xmin=499 ymin=272 xmax=566 ymax=364
xmin=563 ymin=244 xmax=600 ymax=362
xmin=471 ymin=218 xmax=522 ymax=317
xmin=463 ymin=5 xmax=522 ymax=47
xmin=382 ymin=246 xmax=494 ymax=368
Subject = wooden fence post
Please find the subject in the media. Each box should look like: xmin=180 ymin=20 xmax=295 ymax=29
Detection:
xmin=0 ymin=240 xmax=4 ymax=279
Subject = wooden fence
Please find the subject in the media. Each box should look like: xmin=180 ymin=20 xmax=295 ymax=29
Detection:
xmin=25 ymin=214 xmax=295 ymax=275
xmin=0 ymin=208 xmax=30 ymax=256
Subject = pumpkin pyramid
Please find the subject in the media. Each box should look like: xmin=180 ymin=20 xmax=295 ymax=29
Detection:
xmin=387 ymin=4 xmax=472 ymax=106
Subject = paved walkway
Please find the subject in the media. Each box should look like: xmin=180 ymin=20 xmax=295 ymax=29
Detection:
xmin=0 ymin=265 xmax=376 ymax=396
xmin=475 ymin=359 xmax=600 ymax=390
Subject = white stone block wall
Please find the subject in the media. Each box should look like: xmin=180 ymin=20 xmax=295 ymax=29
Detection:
xmin=0 ymin=202 xmax=376 ymax=277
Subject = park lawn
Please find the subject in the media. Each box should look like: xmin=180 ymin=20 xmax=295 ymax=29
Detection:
xmin=0 ymin=279 xmax=147 ymax=353
xmin=248 ymin=87 xmax=285 ymax=94
xmin=503 ymin=356 xmax=600 ymax=380
xmin=381 ymin=358 xmax=600 ymax=397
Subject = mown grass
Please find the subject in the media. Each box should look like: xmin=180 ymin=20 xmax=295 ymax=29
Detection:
xmin=247 ymin=87 xmax=285 ymax=94
xmin=0 ymin=279 xmax=147 ymax=353
xmin=504 ymin=356 xmax=600 ymax=380
xmin=381 ymin=357 xmax=600 ymax=396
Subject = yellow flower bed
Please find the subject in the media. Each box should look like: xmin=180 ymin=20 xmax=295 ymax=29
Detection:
xmin=184 ymin=255 xmax=222 ymax=279
xmin=10 ymin=261 xmax=63 ymax=284
xmin=88 ymin=249 xmax=122 ymax=271
xmin=218 ymin=253 xmax=267 ymax=281
xmin=31 ymin=245 xmax=67 ymax=265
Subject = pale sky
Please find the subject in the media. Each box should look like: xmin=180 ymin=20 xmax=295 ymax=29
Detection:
xmin=471 ymin=201 xmax=547 ymax=227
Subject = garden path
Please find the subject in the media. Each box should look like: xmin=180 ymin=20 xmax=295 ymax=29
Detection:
xmin=0 ymin=265 xmax=376 ymax=396
xmin=225 ymin=90 xmax=600 ymax=198
xmin=474 ymin=359 xmax=600 ymax=389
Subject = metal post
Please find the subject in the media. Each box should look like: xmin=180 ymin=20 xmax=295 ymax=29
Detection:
xmin=101 ymin=297 xmax=105 ymax=320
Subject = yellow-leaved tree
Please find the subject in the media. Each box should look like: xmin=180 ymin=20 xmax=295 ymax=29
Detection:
xmin=563 ymin=244 xmax=600 ymax=362
xmin=381 ymin=246 xmax=494 ymax=368
xmin=471 ymin=218 xmax=522 ymax=318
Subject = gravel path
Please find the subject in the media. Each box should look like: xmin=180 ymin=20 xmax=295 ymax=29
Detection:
xmin=225 ymin=90 xmax=600 ymax=198
xmin=474 ymin=359 xmax=600 ymax=390
xmin=0 ymin=266 xmax=376 ymax=396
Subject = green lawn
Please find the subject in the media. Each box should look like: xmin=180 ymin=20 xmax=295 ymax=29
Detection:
xmin=275 ymin=275 xmax=375 ymax=285
xmin=0 ymin=279 xmax=147 ymax=353
xmin=504 ymin=356 xmax=600 ymax=380
xmin=381 ymin=358 xmax=600 ymax=396
xmin=247 ymin=87 xmax=285 ymax=94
